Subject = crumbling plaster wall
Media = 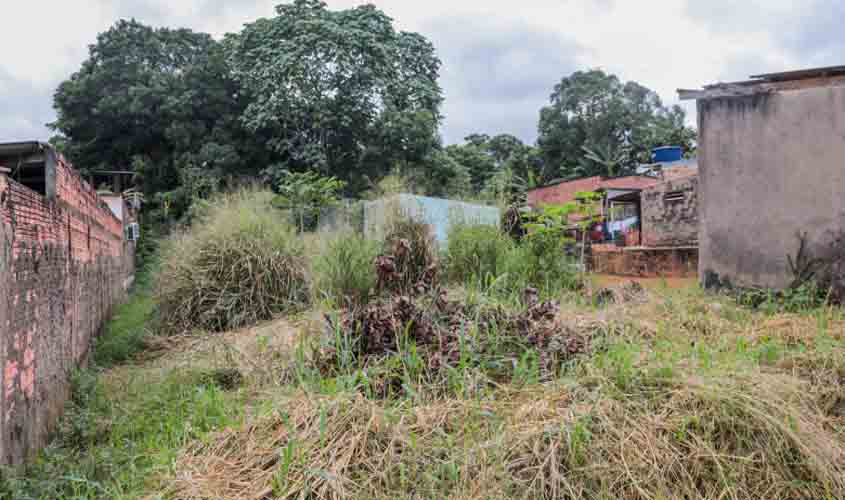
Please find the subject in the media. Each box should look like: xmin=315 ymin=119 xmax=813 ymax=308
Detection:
xmin=641 ymin=175 xmax=698 ymax=247
xmin=0 ymin=153 xmax=134 ymax=466
xmin=697 ymin=86 xmax=845 ymax=289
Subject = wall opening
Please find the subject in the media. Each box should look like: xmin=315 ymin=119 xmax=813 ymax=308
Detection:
xmin=664 ymin=190 xmax=686 ymax=203
xmin=10 ymin=159 xmax=47 ymax=196
xmin=0 ymin=142 xmax=51 ymax=197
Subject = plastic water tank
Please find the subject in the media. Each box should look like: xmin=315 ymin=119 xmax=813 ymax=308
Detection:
xmin=651 ymin=146 xmax=683 ymax=163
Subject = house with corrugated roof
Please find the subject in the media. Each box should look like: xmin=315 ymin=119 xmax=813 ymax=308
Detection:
xmin=526 ymin=147 xmax=700 ymax=277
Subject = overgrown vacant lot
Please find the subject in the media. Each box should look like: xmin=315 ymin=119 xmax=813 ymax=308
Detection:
xmin=4 ymin=193 xmax=845 ymax=500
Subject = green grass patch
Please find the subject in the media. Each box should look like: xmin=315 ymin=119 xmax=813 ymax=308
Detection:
xmin=93 ymin=288 xmax=155 ymax=368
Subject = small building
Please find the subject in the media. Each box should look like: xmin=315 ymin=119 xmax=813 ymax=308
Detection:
xmin=527 ymin=157 xmax=700 ymax=278
xmin=680 ymin=65 xmax=845 ymax=290
xmin=527 ymin=174 xmax=659 ymax=208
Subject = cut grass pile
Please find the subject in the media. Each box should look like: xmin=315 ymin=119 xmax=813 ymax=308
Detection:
xmin=166 ymin=372 xmax=845 ymax=500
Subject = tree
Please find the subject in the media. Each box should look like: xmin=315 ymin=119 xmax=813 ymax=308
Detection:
xmin=226 ymin=0 xmax=443 ymax=190
xmin=537 ymin=69 xmax=695 ymax=181
xmin=272 ymin=170 xmax=346 ymax=232
xmin=580 ymin=144 xmax=628 ymax=177
xmin=51 ymin=19 xmax=263 ymax=218
xmin=444 ymin=133 xmax=543 ymax=202
xmin=444 ymin=142 xmax=496 ymax=192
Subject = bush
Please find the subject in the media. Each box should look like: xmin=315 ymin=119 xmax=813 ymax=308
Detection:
xmin=314 ymin=232 xmax=379 ymax=307
xmin=156 ymin=190 xmax=309 ymax=334
xmin=444 ymin=223 xmax=513 ymax=284
xmin=445 ymin=222 xmax=581 ymax=300
xmin=514 ymin=231 xmax=583 ymax=294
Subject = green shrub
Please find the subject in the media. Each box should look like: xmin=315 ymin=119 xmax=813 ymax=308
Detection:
xmin=314 ymin=232 xmax=379 ymax=307
xmin=444 ymin=223 xmax=513 ymax=284
xmin=517 ymin=231 xmax=583 ymax=294
xmin=156 ymin=190 xmax=309 ymax=334
xmin=445 ymin=222 xmax=581 ymax=300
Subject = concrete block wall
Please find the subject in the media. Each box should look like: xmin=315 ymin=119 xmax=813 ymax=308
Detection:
xmin=364 ymin=194 xmax=500 ymax=247
xmin=0 ymin=153 xmax=134 ymax=466
xmin=641 ymin=175 xmax=698 ymax=247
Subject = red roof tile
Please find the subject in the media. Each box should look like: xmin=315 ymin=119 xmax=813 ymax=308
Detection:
xmin=527 ymin=175 xmax=660 ymax=207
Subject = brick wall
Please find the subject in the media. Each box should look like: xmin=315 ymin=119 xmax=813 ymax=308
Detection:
xmin=590 ymin=246 xmax=698 ymax=278
xmin=0 ymin=151 xmax=134 ymax=466
xmin=641 ymin=174 xmax=698 ymax=247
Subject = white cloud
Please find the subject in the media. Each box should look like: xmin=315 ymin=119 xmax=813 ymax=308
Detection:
xmin=0 ymin=0 xmax=828 ymax=144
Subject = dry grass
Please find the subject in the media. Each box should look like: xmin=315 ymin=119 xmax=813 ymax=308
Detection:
xmin=164 ymin=371 xmax=845 ymax=500
xmin=153 ymin=286 xmax=845 ymax=500
xmin=156 ymin=190 xmax=310 ymax=334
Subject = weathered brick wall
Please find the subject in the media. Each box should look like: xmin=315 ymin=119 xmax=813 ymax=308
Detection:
xmin=641 ymin=175 xmax=698 ymax=247
xmin=590 ymin=246 xmax=698 ymax=278
xmin=0 ymin=154 xmax=134 ymax=466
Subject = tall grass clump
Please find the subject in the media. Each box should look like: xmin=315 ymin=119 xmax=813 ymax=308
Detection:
xmin=313 ymin=232 xmax=379 ymax=307
xmin=503 ymin=232 xmax=583 ymax=296
xmin=444 ymin=223 xmax=513 ymax=284
xmin=156 ymin=190 xmax=309 ymax=334
xmin=445 ymin=222 xmax=582 ymax=300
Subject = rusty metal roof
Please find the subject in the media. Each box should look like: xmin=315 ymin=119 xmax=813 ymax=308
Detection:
xmin=679 ymin=64 xmax=845 ymax=100
xmin=749 ymin=65 xmax=845 ymax=82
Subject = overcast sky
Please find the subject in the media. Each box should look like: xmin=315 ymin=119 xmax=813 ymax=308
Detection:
xmin=1 ymin=0 xmax=841 ymax=145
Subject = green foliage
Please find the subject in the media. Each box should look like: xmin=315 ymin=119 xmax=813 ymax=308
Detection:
xmin=737 ymin=283 xmax=829 ymax=314
xmin=51 ymin=19 xmax=266 ymax=220
xmin=314 ymin=233 xmax=379 ymax=307
xmin=444 ymin=222 xmax=581 ymax=299
xmin=1 ymin=369 xmax=239 ymax=499
xmin=444 ymin=224 xmax=514 ymax=284
xmin=226 ymin=0 xmax=443 ymax=189
xmin=501 ymin=231 xmax=582 ymax=297
xmin=270 ymin=170 xmax=346 ymax=232
xmin=537 ymin=69 xmax=696 ymax=181
xmin=156 ymin=190 xmax=310 ymax=334
xmin=93 ymin=280 xmax=155 ymax=368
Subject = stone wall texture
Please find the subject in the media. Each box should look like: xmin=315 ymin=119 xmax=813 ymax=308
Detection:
xmin=641 ymin=174 xmax=699 ymax=247
xmin=0 ymin=153 xmax=134 ymax=466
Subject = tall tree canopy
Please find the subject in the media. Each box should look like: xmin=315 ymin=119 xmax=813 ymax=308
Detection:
xmin=537 ymin=69 xmax=695 ymax=181
xmin=225 ymin=0 xmax=444 ymax=191
xmin=52 ymin=19 xmax=264 ymax=214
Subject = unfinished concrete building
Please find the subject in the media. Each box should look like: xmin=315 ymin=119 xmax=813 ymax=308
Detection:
xmin=680 ymin=65 xmax=845 ymax=290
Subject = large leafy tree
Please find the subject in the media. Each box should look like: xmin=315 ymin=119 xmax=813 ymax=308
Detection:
xmin=537 ymin=69 xmax=695 ymax=181
xmin=444 ymin=133 xmax=542 ymax=198
xmin=52 ymin=19 xmax=264 ymax=215
xmin=226 ymin=0 xmax=443 ymax=191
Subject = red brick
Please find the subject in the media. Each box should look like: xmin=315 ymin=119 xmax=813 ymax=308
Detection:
xmin=0 ymin=152 xmax=134 ymax=465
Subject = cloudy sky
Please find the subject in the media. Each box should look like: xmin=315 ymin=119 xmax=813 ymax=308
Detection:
xmin=1 ymin=0 xmax=841 ymax=145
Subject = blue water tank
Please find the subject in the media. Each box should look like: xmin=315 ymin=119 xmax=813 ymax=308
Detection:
xmin=652 ymin=146 xmax=683 ymax=163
